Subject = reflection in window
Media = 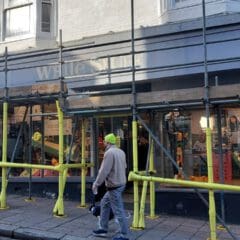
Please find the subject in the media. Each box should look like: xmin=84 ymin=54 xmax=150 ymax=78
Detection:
xmin=5 ymin=5 xmax=31 ymax=37
xmin=41 ymin=1 xmax=51 ymax=32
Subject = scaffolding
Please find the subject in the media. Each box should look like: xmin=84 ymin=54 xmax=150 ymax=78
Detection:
xmin=0 ymin=0 xmax=239 ymax=239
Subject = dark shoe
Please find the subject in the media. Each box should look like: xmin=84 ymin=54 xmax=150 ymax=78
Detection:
xmin=112 ymin=236 xmax=129 ymax=240
xmin=93 ymin=229 xmax=108 ymax=237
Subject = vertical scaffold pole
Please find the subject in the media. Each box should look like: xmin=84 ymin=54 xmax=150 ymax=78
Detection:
xmin=138 ymin=180 xmax=148 ymax=229
xmin=202 ymin=1 xmax=216 ymax=239
xmin=148 ymin=138 xmax=157 ymax=219
xmin=130 ymin=0 xmax=139 ymax=229
xmin=0 ymin=47 xmax=8 ymax=209
xmin=53 ymin=100 xmax=64 ymax=216
xmin=53 ymin=30 xmax=65 ymax=216
xmin=28 ymin=105 xmax=33 ymax=200
xmin=80 ymin=119 xmax=87 ymax=207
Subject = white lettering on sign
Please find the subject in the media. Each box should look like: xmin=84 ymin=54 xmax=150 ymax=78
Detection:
xmin=36 ymin=54 xmax=143 ymax=81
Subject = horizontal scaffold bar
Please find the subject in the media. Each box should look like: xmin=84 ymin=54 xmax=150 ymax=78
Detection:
xmin=0 ymin=162 xmax=94 ymax=171
xmin=63 ymin=163 xmax=94 ymax=169
xmin=128 ymin=172 xmax=240 ymax=192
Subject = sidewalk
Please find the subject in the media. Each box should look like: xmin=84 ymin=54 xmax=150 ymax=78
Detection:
xmin=0 ymin=195 xmax=239 ymax=240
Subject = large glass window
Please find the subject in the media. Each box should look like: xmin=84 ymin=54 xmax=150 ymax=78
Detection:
xmin=160 ymin=107 xmax=240 ymax=186
xmin=5 ymin=4 xmax=32 ymax=37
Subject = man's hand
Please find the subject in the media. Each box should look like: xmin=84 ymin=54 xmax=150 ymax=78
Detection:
xmin=92 ymin=183 xmax=98 ymax=195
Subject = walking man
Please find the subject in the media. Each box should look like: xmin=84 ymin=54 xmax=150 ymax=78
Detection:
xmin=92 ymin=133 xmax=129 ymax=240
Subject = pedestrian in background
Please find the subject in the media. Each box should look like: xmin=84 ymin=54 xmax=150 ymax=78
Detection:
xmin=92 ymin=133 xmax=129 ymax=240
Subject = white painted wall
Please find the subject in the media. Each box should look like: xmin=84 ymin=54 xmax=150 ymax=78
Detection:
xmin=58 ymin=0 xmax=159 ymax=42
xmin=0 ymin=0 xmax=240 ymax=52
xmin=58 ymin=0 xmax=240 ymax=43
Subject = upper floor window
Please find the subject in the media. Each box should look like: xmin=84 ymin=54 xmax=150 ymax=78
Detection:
xmin=159 ymin=0 xmax=200 ymax=14
xmin=8 ymin=0 xmax=31 ymax=7
xmin=41 ymin=0 xmax=51 ymax=32
xmin=5 ymin=1 xmax=33 ymax=37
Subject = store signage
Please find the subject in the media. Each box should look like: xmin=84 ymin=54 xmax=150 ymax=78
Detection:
xmin=36 ymin=54 xmax=143 ymax=81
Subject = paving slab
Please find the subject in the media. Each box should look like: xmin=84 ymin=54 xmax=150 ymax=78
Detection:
xmin=0 ymin=195 xmax=238 ymax=240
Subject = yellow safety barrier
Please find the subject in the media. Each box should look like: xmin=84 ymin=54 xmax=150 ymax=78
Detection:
xmin=128 ymin=172 xmax=240 ymax=192
xmin=128 ymin=171 xmax=240 ymax=239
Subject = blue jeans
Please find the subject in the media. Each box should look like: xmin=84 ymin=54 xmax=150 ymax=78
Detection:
xmin=100 ymin=185 xmax=128 ymax=236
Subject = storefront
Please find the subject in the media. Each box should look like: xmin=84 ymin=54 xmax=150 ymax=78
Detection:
xmin=0 ymin=12 xmax=240 ymax=223
xmin=6 ymin=104 xmax=240 ymax=183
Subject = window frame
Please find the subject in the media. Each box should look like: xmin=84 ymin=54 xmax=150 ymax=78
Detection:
xmin=3 ymin=0 xmax=34 ymax=40
xmin=159 ymin=0 xmax=202 ymax=15
xmin=41 ymin=0 xmax=52 ymax=33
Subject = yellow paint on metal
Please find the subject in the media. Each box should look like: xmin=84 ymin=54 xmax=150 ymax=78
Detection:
xmin=149 ymin=139 xmax=157 ymax=219
xmin=80 ymin=119 xmax=87 ymax=208
xmin=0 ymin=102 xmax=8 ymax=209
xmin=128 ymin=172 xmax=240 ymax=192
xmin=206 ymin=128 xmax=217 ymax=240
xmin=54 ymin=100 xmax=64 ymax=216
xmin=131 ymin=120 xmax=139 ymax=229
xmin=63 ymin=163 xmax=94 ymax=169
xmin=138 ymin=180 xmax=148 ymax=229
xmin=0 ymin=162 xmax=58 ymax=171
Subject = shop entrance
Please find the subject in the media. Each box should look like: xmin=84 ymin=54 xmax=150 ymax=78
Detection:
xmin=96 ymin=116 xmax=132 ymax=173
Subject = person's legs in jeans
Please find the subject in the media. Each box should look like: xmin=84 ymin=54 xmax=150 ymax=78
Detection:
xmin=99 ymin=191 xmax=111 ymax=231
xmin=109 ymin=185 xmax=128 ymax=237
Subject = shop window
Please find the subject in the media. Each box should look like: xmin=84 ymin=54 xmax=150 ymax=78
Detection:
xmin=4 ymin=1 xmax=32 ymax=37
xmin=164 ymin=111 xmax=191 ymax=179
xmin=97 ymin=117 xmax=129 ymax=169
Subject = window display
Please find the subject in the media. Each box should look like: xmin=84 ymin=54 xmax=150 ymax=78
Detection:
xmin=4 ymin=103 xmax=240 ymax=186
xmin=162 ymin=108 xmax=240 ymax=185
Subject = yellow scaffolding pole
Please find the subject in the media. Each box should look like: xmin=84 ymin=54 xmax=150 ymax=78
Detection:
xmin=79 ymin=119 xmax=87 ymax=207
xmin=206 ymin=127 xmax=217 ymax=240
xmin=148 ymin=139 xmax=157 ymax=219
xmin=128 ymin=170 xmax=240 ymax=239
xmin=138 ymin=180 xmax=148 ymax=229
xmin=0 ymin=101 xmax=93 ymax=215
xmin=53 ymin=100 xmax=64 ymax=216
xmin=128 ymin=172 xmax=240 ymax=192
xmin=0 ymin=162 xmax=93 ymax=170
xmin=0 ymin=102 xmax=8 ymax=209
xmin=131 ymin=120 xmax=139 ymax=228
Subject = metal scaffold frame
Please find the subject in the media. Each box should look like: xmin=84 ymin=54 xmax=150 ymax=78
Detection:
xmin=0 ymin=1 xmax=239 ymax=239
xmin=0 ymin=34 xmax=94 ymax=216
xmin=128 ymin=1 xmax=240 ymax=240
